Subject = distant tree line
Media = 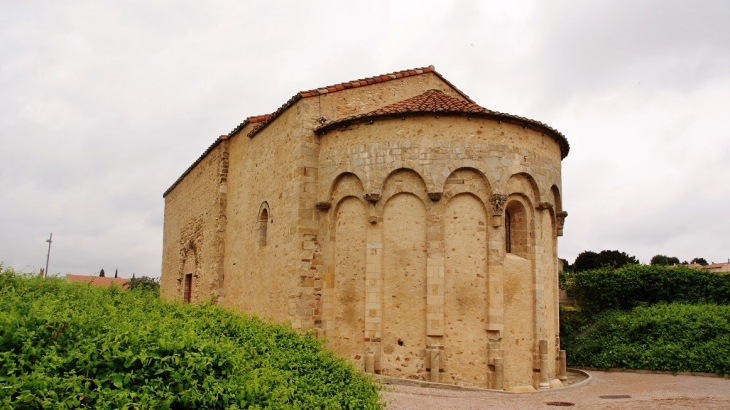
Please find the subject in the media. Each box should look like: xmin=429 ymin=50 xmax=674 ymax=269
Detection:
xmin=562 ymin=251 xmax=709 ymax=273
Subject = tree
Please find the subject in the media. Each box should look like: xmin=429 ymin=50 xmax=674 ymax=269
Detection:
xmin=114 ymin=268 xmax=118 ymax=278
xmin=573 ymin=250 xmax=640 ymax=272
xmin=691 ymin=257 xmax=709 ymax=266
xmin=126 ymin=276 xmax=160 ymax=294
xmin=650 ymin=255 xmax=667 ymax=265
xmin=650 ymin=255 xmax=681 ymax=266
xmin=597 ymin=250 xmax=639 ymax=269
xmin=573 ymin=251 xmax=600 ymax=272
xmin=99 ymin=268 xmax=105 ymax=278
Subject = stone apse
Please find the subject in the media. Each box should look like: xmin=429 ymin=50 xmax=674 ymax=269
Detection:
xmin=161 ymin=66 xmax=570 ymax=391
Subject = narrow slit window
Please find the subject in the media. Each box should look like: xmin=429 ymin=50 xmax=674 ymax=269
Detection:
xmin=505 ymin=210 xmax=512 ymax=253
xmin=257 ymin=207 xmax=269 ymax=247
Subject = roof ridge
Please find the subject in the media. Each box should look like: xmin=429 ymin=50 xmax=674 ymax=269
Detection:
xmin=299 ymin=66 xmax=436 ymax=98
xmin=245 ymin=65 xmax=472 ymax=139
xmin=315 ymin=88 xmax=491 ymax=131
xmin=165 ymin=112 xmax=272 ymax=197
xmin=167 ymin=67 xmax=455 ymax=197
xmin=227 ymin=113 xmax=271 ymax=137
xmin=366 ymin=89 xmax=489 ymax=116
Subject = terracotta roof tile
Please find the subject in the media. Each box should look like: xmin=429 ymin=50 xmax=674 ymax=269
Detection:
xmin=247 ymin=114 xmax=270 ymax=124
xmin=66 ymin=274 xmax=130 ymax=288
xmin=166 ymin=65 xmax=569 ymax=198
xmin=163 ymin=114 xmax=270 ymax=197
xmin=367 ymin=89 xmax=488 ymax=115
xmin=316 ymin=89 xmax=570 ymax=159
xmin=246 ymin=65 xmax=457 ymax=139
xmin=229 ymin=113 xmax=270 ymax=136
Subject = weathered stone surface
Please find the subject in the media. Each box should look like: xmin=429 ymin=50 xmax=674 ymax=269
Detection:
xmin=161 ymin=68 xmax=567 ymax=390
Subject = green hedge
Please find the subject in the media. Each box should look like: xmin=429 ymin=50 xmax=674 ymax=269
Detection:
xmin=569 ymin=265 xmax=730 ymax=314
xmin=563 ymin=303 xmax=730 ymax=374
xmin=0 ymin=269 xmax=382 ymax=409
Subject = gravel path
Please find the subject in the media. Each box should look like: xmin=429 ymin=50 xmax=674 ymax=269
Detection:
xmin=382 ymin=370 xmax=730 ymax=409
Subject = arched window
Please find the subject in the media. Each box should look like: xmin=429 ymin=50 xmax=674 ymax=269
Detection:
xmin=505 ymin=200 xmax=529 ymax=258
xmin=257 ymin=206 xmax=269 ymax=247
xmin=505 ymin=210 xmax=512 ymax=253
xmin=181 ymin=242 xmax=196 ymax=303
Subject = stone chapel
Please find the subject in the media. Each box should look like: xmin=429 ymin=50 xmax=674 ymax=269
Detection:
xmin=161 ymin=66 xmax=570 ymax=391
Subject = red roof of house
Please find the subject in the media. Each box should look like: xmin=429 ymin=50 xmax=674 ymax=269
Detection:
xmin=316 ymin=89 xmax=570 ymax=158
xmin=66 ymin=274 xmax=130 ymax=288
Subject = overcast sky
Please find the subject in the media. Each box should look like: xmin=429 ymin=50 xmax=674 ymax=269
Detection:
xmin=2 ymin=0 xmax=729 ymax=277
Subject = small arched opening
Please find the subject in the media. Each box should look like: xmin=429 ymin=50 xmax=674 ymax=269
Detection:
xmin=257 ymin=205 xmax=269 ymax=247
xmin=181 ymin=240 xmax=197 ymax=303
xmin=505 ymin=200 xmax=529 ymax=258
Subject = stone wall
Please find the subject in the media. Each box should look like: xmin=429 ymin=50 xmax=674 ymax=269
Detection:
xmin=222 ymin=107 xmax=303 ymax=324
xmin=314 ymin=115 xmax=562 ymax=388
xmin=161 ymin=140 xmax=227 ymax=303
xmin=161 ymin=70 xmax=566 ymax=390
xmin=317 ymin=73 xmax=464 ymax=123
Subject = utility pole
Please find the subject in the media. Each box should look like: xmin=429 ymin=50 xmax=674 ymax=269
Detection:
xmin=44 ymin=233 xmax=52 ymax=278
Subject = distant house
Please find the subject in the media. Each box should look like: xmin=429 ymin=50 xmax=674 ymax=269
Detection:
xmin=701 ymin=262 xmax=730 ymax=274
xmin=66 ymin=274 xmax=129 ymax=288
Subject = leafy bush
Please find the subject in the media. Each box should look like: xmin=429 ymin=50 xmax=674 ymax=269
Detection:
xmin=564 ymin=303 xmax=730 ymax=375
xmin=568 ymin=264 xmax=730 ymax=314
xmin=559 ymin=305 xmax=586 ymax=349
xmin=125 ymin=276 xmax=160 ymax=294
xmin=0 ymin=270 xmax=382 ymax=409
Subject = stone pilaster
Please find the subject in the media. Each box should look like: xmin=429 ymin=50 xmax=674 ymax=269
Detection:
xmin=294 ymin=132 xmax=324 ymax=331
xmin=487 ymin=193 xmax=506 ymax=389
xmin=215 ymin=136 xmax=229 ymax=305
xmin=487 ymin=194 xmax=506 ymax=334
xmin=365 ymin=206 xmax=383 ymax=370
xmin=426 ymin=213 xmax=445 ymax=337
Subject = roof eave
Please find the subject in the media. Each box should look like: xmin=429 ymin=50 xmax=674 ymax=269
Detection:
xmin=163 ymin=135 xmax=228 ymax=198
xmin=164 ymin=113 xmax=271 ymax=198
xmin=316 ymin=110 xmax=570 ymax=159
xmin=246 ymin=94 xmax=303 ymax=138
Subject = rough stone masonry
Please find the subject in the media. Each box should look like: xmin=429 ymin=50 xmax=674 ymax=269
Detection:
xmin=161 ymin=66 xmax=570 ymax=391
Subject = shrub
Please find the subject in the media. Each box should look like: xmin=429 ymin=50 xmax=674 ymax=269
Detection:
xmin=565 ymin=303 xmax=730 ymax=375
xmin=125 ymin=276 xmax=160 ymax=294
xmin=0 ymin=270 xmax=382 ymax=409
xmin=568 ymin=264 xmax=730 ymax=314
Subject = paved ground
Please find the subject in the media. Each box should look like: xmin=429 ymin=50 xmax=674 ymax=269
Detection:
xmin=382 ymin=370 xmax=730 ymax=409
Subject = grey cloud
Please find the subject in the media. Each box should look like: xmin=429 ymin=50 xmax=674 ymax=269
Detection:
xmin=533 ymin=0 xmax=730 ymax=107
xmin=1 ymin=0 xmax=728 ymax=276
